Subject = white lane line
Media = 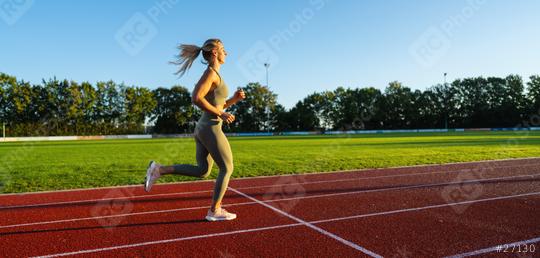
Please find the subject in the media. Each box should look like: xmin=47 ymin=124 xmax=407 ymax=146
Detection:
xmin=237 ymin=162 xmax=537 ymax=191
xmin=31 ymin=191 xmax=540 ymax=257
xmin=270 ymin=172 xmax=540 ymax=204
xmin=2 ymin=172 xmax=539 ymax=230
xmin=444 ymin=236 xmax=540 ymax=258
xmin=311 ymin=191 xmax=540 ymax=224
xmin=0 ymin=202 xmax=255 ymax=230
xmin=0 ymin=189 xmax=213 ymax=210
xmin=0 ymin=170 xmax=421 ymax=209
xmin=2 ymin=162 xmax=538 ymax=210
xmin=32 ymin=223 xmax=304 ymax=258
xmin=229 ymin=187 xmax=383 ymax=258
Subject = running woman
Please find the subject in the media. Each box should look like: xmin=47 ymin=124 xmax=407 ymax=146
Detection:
xmin=145 ymin=39 xmax=246 ymax=221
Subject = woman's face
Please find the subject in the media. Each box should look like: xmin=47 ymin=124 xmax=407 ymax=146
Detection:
xmin=214 ymin=43 xmax=227 ymax=64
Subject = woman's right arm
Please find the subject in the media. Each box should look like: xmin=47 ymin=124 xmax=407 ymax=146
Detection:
xmin=192 ymin=69 xmax=235 ymax=123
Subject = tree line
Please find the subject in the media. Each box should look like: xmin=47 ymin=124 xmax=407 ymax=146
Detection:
xmin=1 ymin=72 xmax=539 ymax=136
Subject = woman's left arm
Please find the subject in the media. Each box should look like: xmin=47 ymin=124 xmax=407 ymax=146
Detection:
xmin=223 ymin=98 xmax=237 ymax=109
xmin=224 ymin=88 xmax=246 ymax=109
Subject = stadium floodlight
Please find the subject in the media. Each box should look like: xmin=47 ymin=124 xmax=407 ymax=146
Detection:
xmin=264 ymin=63 xmax=270 ymax=133
xmin=444 ymin=73 xmax=447 ymax=84
xmin=444 ymin=73 xmax=448 ymax=130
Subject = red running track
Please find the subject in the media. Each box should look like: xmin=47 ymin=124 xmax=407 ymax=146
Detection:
xmin=0 ymin=158 xmax=539 ymax=257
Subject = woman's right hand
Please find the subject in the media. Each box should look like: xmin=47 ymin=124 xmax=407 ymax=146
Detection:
xmin=219 ymin=112 xmax=235 ymax=124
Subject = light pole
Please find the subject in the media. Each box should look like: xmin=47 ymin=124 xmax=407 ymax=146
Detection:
xmin=444 ymin=72 xmax=448 ymax=85
xmin=264 ymin=63 xmax=270 ymax=133
xmin=444 ymin=73 xmax=448 ymax=130
xmin=264 ymin=63 xmax=270 ymax=88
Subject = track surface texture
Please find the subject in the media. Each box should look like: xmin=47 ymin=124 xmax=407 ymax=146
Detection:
xmin=0 ymin=158 xmax=539 ymax=257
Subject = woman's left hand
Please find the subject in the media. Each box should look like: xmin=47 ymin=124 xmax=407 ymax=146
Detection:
xmin=233 ymin=88 xmax=246 ymax=101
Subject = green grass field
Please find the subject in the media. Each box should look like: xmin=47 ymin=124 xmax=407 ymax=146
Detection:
xmin=1 ymin=131 xmax=539 ymax=194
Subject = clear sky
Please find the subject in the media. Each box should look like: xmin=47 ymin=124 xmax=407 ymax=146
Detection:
xmin=1 ymin=0 xmax=539 ymax=108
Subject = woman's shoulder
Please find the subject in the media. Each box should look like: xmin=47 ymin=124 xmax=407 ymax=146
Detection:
xmin=206 ymin=67 xmax=222 ymax=85
xmin=201 ymin=67 xmax=220 ymax=85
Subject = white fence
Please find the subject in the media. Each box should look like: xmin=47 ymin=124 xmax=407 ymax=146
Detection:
xmin=1 ymin=127 xmax=540 ymax=142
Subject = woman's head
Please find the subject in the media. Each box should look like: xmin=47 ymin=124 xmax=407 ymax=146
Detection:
xmin=172 ymin=38 xmax=227 ymax=76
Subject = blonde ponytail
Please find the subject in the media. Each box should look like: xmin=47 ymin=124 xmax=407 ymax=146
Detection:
xmin=171 ymin=39 xmax=222 ymax=77
xmin=171 ymin=44 xmax=202 ymax=77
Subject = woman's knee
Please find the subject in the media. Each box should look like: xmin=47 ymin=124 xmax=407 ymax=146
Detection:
xmin=198 ymin=165 xmax=212 ymax=178
xmin=221 ymin=162 xmax=234 ymax=175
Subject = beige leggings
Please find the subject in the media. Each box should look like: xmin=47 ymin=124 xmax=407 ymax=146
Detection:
xmin=172 ymin=115 xmax=233 ymax=204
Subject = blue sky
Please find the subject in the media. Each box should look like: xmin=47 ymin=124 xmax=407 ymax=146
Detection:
xmin=1 ymin=0 xmax=539 ymax=108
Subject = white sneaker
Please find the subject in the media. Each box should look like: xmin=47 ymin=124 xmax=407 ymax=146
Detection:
xmin=144 ymin=161 xmax=160 ymax=192
xmin=206 ymin=208 xmax=237 ymax=221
